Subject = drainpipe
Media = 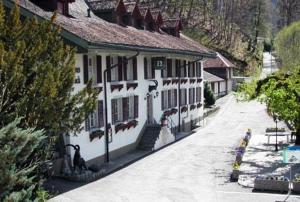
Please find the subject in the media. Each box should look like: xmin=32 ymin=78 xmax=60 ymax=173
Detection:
xmin=103 ymin=51 xmax=140 ymax=163
xmin=177 ymin=57 xmax=203 ymax=133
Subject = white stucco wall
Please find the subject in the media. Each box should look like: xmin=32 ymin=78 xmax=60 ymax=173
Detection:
xmin=68 ymin=51 xmax=204 ymax=162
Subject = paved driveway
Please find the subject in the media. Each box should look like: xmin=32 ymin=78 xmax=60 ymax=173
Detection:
xmin=51 ymin=95 xmax=300 ymax=202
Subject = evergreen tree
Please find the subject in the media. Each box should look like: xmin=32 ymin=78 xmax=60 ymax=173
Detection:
xmin=0 ymin=119 xmax=46 ymax=201
xmin=0 ymin=4 xmax=98 ymax=137
xmin=204 ymin=82 xmax=215 ymax=107
xmin=0 ymin=2 xmax=98 ymax=199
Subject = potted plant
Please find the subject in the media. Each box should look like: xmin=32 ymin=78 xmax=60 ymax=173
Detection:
xmin=236 ymin=151 xmax=243 ymax=164
xmin=231 ymin=162 xmax=240 ymax=181
xmin=160 ymin=115 xmax=167 ymax=127
xmin=293 ymin=174 xmax=300 ymax=192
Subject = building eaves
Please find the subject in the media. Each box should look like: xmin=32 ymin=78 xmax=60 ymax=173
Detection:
xmin=203 ymin=71 xmax=224 ymax=82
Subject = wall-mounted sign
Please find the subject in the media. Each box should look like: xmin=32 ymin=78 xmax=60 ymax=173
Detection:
xmin=152 ymin=57 xmax=166 ymax=70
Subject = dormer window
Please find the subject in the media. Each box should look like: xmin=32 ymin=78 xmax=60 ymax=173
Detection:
xmin=57 ymin=1 xmax=69 ymax=16
xmin=162 ymin=18 xmax=183 ymax=37
xmin=30 ymin=0 xmax=75 ymax=16
xmin=134 ymin=19 xmax=144 ymax=29
xmin=146 ymin=21 xmax=155 ymax=31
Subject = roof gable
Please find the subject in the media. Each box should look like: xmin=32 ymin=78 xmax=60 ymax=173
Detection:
xmin=204 ymin=52 xmax=235 ymax=69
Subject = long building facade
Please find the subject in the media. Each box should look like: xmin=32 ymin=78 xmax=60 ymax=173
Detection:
xmin=4 ymin=0 xmax=216 ymax=166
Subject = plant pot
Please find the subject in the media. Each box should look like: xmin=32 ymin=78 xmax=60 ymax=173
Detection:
xmin=236 ymin=155 xmax=243 ymax=164
xmin=161 ymin=119 xmax=167 ymax=127
xmin=231 ymin=169 xmax=239 ymax=181
xmin=293 ymin=181 xmax=300 ymax=193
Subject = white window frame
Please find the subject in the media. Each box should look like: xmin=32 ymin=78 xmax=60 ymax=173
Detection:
xmin=110 ymin=56 xmax=119 ymax=82
xmin=88 ymin=56 xmax=97 ymax=85
xmin=89 ymin=109 xmax=98 ymax=129
xmin=147 ymin=58 xmax=152 ymax=79
xmin=128 ymin=96 xmax=135 ymax=119
xmin=127 ymin=59 xmax=134 ymax=81
xmin=116 ymin=98 xmax=123 ymax=123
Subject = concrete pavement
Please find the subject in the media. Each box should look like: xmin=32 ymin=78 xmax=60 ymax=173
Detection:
xmin=50 ymin=95 xmax=300 ymax=202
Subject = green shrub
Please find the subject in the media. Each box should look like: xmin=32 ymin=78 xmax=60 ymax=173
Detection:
xmin=204 ymin=83 xmax=215 ymax=107
xmin=0 ymin=119 xmax=48 ymax=201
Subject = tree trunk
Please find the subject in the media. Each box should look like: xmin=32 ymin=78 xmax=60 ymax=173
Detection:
xmin=295 ymin=129 xmax=300 ymax=145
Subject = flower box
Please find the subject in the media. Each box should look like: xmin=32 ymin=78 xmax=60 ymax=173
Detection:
xmin=190 ymin=104 xmax=196 ymax=111
xmin=164 ymin=110 xmax=173 ymax=117
xmin=115 ymin=123 xmax=127 ymax=133
xmin=197 ymin=103 xmax=202 ymax=108
xmin=254 ymin=176 xmax=289 ymax=192
xmin=127 ymin=120 xmax=138 ymax=129
xmin=171 ymin=108 xmax=178 ymax=115
xmin=163 ymin=80 xmax=171 ymax=86
xmin=180 ymin=79 xmax=188 ymax=84
xmin=197 ymin=78 xmax=203 ymax=83
xmin=94 ymin=86 xmax=103 ymax=94
xmin=172 ymin=79 xmax=179 ymax=84
xmin=127 ymin=82 xmax=138 ymax=90
xmin=89 ymin=130 xmax=104 ymax=142
xmin=181 ymin=106 xmax=188 ymax=113
xmin=111 ymin=84 xmax=123 ymax=92
xmin=190 ymin=79 xmax=196 ymax=84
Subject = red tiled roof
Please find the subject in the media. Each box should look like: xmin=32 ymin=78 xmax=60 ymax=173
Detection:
xmin=204 ymin=52 xmax=235 ymax=69
xmin=13 ymin=0 xmax=213 ymax=56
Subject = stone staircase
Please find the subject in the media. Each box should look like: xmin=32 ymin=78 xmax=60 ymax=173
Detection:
xmin=137 ymin=124 xmax=162 ymax=151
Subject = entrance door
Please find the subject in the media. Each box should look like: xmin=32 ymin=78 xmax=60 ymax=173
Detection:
xmin=147 ymin=95 xmax=154 ymax=124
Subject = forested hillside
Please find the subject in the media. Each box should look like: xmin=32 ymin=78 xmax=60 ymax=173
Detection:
xmin=141 ymin=0 xmax=300 ymax=75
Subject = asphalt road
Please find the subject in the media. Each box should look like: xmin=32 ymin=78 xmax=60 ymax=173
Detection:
xmin=261 ymin=52 xmax=278 ymax=78
xmin=51 ymin=94 xmax=300 ymax=202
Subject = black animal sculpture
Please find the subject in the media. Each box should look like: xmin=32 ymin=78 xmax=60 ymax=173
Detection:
xmin=65 ymin=144 xmax=88 ymax=172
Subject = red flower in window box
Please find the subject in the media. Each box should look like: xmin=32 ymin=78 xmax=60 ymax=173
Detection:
xmin=180 ymin=79 xmax=188 ymax=84
xmin=89 ymin=130 xmax=104 ymax=142
xmin=163 ymin=110 xmax=173 ymax=117
xmin=94 ymin=87 xmax=103 ymax=94
xmin=190 ymin=104 xmax=196 ymax=111
xmin=127 ymin=120 xmax=138 ymax=129
xmin=181 ymin=106 xmax=188 ymax=113
xmin=197 ymin=78 xmax=203 ymax=83
xmin=115 ymin=123 xmax=127 ymax=133
xmin=127 ymin=83 xmax=138 ymax=90
xmin=171 ymin=108 xmax=178 ymax=115
xmin=163 ymin=80 xmax=171 ymax=86
xmin=190 ymin=79 xmax=196 ymax=84
xmin=172 ymin=79 xmax=179 ymax=84
xmin=111 ymin=84 xmax=124 ymax=92
xmin=197 ymin=103 xmax=202 ymax=108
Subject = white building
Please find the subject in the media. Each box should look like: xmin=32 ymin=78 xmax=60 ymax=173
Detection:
xmin=203 ymin=71 xmax=226 ymax=98
xmin=8 ymin=0 xmax=216 ymax=166
xmin=204 ymin=52 xmax=236 ymax=97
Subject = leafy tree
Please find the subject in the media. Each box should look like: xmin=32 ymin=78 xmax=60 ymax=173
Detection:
xmin=237 ymin=68 xmax=300 ymax=145
xmin=256 ymin=68 xmax=300 ymax=144
xmin=275 ymin=21 xmax=300 ymax=69
xmin=0 ymin=119 xmax=47 ymax=201
xmin=204 ymin=82 xmax=215 ymax=107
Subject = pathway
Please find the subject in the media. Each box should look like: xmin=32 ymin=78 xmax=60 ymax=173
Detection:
xmin=51 ymin=95 xmax=300 ymax=202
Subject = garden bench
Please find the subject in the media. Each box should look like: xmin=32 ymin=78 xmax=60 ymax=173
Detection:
xmin=265 ymin=132 xmax=290 ymax=144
